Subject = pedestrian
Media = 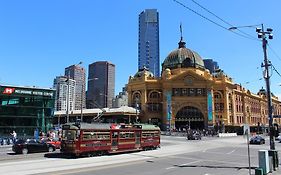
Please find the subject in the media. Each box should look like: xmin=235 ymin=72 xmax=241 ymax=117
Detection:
xmin=10 ymin=130 xmax=17 ymax=144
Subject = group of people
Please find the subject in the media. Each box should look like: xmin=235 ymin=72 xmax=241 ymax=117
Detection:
xmin=34 ymin=129 xmax=61 ymax=142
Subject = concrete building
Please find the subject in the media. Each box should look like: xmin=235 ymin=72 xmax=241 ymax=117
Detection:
xmin=127 ymin=35 xmax=281 ymax=132
xmin=53 ymin=76 xmax=76 ymax=111
xmin=65 ymin=64 xmax=86 ymax=110
xmin=138 ymin=9 xmax=160 ymax=77
xmin=87 ymin=61 xmax=115 ymax=108
xmin=112 ymin=86 xmax=128 ymax=108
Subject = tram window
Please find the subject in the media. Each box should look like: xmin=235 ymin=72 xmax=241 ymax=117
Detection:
xmin=120 ymin=132 xmax=134 ymax=139
xmin=112 ymin=132 xmax=118 ymax=138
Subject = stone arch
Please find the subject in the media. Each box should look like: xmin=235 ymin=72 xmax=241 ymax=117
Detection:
xmin=173 ymin=102 xmax=206 ymax=130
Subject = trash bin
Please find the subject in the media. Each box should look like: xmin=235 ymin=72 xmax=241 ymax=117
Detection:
xmin=258 ymin=150 xmax=270 ymax=174
xmin=255 ymin=168 xmax=263 ymax=175
xmin=268 ymin=150 xmax=279 ymax=171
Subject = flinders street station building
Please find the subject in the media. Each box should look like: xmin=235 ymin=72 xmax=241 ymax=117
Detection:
xmin=127 ymin=36 xmax=281 ymax=133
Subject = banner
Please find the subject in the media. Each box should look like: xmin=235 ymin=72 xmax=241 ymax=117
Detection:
xmin=207 ymin=90 xmax=213 ymax=121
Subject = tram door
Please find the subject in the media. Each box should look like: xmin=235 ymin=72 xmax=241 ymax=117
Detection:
xmin=135 ymin=131 xmax=141 ymax=149
xmin=111 ymin=131 xmax=118 ymax=150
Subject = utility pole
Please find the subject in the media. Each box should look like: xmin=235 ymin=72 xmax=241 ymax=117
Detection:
xmin=256 ymin=24 xmax=275 ymax=150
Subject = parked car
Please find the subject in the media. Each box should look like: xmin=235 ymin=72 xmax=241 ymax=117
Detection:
xmin=275 ymin=134 xmax=281 ymax=141
xmin=249 ymin=135 xmax=265 ymax=144
xmin=42 ymin=138 xmax=61 ymax=149
xmin=12 ymin=139 xmax=56 ymax=154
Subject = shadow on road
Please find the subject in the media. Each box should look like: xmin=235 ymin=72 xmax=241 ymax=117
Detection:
xmin=174 ymin=164 xmax=257 ymax=170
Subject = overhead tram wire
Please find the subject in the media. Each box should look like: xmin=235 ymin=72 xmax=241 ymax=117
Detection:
xmin=172 ymin=0 xmax=259 ymax=41
xmin=272 ymin=64 xmax=281 ymax=78
xmin=190 ymin=0 xmax=259 ymax=42
xmin=268 ymin=43 xmax=281 ymax=62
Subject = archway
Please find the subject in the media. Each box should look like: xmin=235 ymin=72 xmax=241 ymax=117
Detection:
xmin=175 ymin=106 xmax=205 ymax=130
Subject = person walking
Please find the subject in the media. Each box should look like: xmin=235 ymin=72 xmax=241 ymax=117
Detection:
xmin=10 ymin=131 xmax=17 ymax=144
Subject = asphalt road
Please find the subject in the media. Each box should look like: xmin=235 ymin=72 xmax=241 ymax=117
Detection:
xmin=0 ymin=135 xmax=280 ymax=175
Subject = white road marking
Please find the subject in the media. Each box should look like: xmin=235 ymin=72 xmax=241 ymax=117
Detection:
xmin=226 ymin=149 xmax=236 ymax=154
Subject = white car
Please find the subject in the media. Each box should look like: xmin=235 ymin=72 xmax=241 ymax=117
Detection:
xmin=276 ymin=134 xmax=281 ymax=141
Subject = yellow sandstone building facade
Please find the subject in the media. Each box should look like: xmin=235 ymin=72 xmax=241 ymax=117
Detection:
xmin=127 ymin=37 xmax=281 ymax=133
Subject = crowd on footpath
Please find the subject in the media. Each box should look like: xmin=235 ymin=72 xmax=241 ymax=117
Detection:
xmin=37 ymin=129 xmax=62 ymax=142
xmin=0 ymin=129 xmax=62 ymax=146
xmin=165 ymin=127 xmax=218 ymax=137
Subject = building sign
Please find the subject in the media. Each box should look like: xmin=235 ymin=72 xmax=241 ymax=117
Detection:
xmin=207 ymin=90 xmax=213 ymax=121
xmin=2 ymin=88 xmax=15 ymax=94
xmin=1 ymin=86 xmax=54 ymax=97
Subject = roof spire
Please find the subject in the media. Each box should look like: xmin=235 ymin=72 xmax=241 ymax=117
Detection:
xmin=178 ymin=23 xmax=186 ymax=48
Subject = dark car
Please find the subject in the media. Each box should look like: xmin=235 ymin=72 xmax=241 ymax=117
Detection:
xmin=187 ymin=132 xmax=202 ymax=140
xmin=249 ymin=135 xmax=265 ymax=144
xmin=12 ymin=139 xmax=56 ymax=154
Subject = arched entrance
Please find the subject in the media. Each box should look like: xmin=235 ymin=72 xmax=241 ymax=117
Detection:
xmin=175 ymin=106 xmax=205 ymax=130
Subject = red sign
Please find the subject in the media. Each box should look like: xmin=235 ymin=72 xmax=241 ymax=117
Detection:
xmin=3 ymin=88 xmax=15 ymax=94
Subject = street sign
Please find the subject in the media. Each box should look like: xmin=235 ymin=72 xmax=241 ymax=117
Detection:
xmin=273 ymin=115 xmax=281 ymax=118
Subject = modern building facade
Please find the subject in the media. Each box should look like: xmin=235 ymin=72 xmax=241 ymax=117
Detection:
xmin=0 ymin=85 xmax=55 ymax=136
xmin=53 ymin=76 xmax=76 ymax=111
xmin=87 ymin=61 xmax=115 ymax=108
xmin=138 ymin=9 xmax=160 ymax=77
xmin=127 ymin=36 xmax=281 ymax=133
xmin=65 ymin=64 xmax=86 ymax=110
xmin=203 ymin=59 xmax=219 ymax=74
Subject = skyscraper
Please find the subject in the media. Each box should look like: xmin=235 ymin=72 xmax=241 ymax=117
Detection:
xmin=53 ymin=76 xmax=76 ymax=111
xmin=138 ymin=9 xmax=160 ymax=77
xmin=65 ymin=64 xmax=86 ymax=110
xmin=203 ymin=59 xmax=219 ymax=74
xmin=87 ymin=61 xmax=115 ymax=108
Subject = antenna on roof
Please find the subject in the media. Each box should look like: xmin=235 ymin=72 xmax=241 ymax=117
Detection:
xmin=178 ymin=22 xmax=186 ymax=48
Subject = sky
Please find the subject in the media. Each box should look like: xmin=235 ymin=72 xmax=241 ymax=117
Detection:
xmin=0 ymin=0 xmax=281 ymax=98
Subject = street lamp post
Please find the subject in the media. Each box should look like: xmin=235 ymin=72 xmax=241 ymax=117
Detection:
xmin=66 ymin=72 xmax=70 ymax=123
xmin=80 ymin=83 xmax=84 ymax=122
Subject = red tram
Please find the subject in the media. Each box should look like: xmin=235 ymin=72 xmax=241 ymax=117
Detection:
xmin=60 ymin=123 xmax=160 ymax=157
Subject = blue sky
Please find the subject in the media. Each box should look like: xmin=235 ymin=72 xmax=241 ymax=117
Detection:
xmin=0 ymin=0 xmax=281 ymax=98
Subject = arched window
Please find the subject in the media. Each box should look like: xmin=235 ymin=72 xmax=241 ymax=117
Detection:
xmin=149 ymin=91 xmax=161 ymax=99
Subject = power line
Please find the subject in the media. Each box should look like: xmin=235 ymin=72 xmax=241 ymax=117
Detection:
xmin=268 ymin=43 xmax=281 ymax=62
xmin=190 ymin=0 xmax=259 ymax=41
xmin=272 ymin=64 xmax=281 ymax=78
xmin=172 ymin=0 xmax=259 ymax=41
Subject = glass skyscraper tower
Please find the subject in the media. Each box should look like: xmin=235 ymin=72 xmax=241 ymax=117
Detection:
xmin=87 ymin=61 xmax=115 ymax=108
xmin=138 ymin=9 xmax=160 ymax=77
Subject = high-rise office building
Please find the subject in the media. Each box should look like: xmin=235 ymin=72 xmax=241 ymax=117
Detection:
xmin=87 ymin=61 xmax=115 ymax=108
xmin=65 ymin=64 xmax=86 ymax=110
xmin=203 ymin=59 xmax=219 ymax=74
xmin=53 ymin=76 xmax=76 ymax=111
xmin=138 ymin=9 xmax=160 ymax=77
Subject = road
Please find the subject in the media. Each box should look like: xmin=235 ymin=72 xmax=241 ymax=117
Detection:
xmin=0 ymin=135 xmax=280 ymax=175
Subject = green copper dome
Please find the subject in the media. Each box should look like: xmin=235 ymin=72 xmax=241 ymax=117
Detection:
xmin=134 ymin=67 xmax=154 ymax=78
xmin=162 ymin=38 xmax=205 ymax=70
